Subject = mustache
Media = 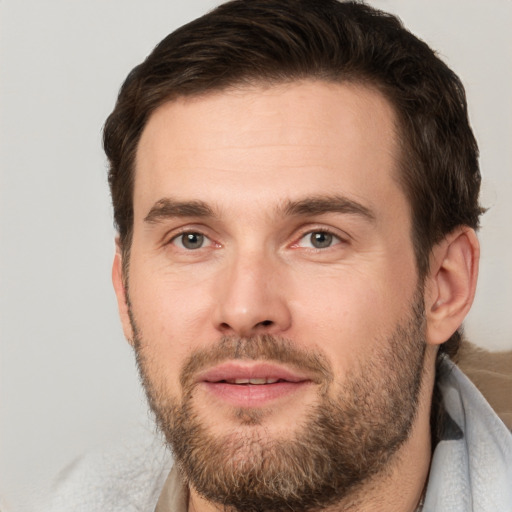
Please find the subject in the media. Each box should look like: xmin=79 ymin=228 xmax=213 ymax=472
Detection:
xmin=179 ymin=334 xmax=333 ymax=390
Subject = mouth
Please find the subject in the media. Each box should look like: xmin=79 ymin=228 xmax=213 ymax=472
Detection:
xmin=195 ymin=362 xmax=313 ymax=407
xmin=217 ymin=377 xmax=287 ymax=385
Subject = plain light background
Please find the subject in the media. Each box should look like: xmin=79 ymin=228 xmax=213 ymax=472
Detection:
xmin=1 ymin=0 xmax=511 ymax=510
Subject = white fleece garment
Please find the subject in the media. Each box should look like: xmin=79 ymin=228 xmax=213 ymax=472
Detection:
xmin=40 ymin=358 xmax=512 ymax=512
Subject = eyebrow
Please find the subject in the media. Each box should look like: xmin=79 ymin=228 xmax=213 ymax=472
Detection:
xmin=281 ymin=195 xmax=376 ymax=222
xmin=144 ymin=198 xmax=214 ymax=224
xmin=143 ymin=194 xmax=375 ymax=224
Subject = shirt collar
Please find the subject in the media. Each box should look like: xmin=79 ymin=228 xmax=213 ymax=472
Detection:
xmin=155 ymin=465 xmax=188 ymax=512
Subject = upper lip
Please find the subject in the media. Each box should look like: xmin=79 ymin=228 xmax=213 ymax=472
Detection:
xmin=195 ymin=362 xmax=312 ymax=384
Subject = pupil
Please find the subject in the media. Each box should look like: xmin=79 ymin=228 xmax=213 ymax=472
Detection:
xmin=312 ymin=232 xmax=332 ymax=248
xmin=183 ymin=233 xmax=203 ymax=249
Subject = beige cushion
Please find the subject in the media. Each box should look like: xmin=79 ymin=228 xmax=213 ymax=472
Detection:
xmin=456 ymin=342 xmax=512 ymax=430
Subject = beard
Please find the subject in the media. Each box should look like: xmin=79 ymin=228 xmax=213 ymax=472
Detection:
xmin=132 ymin=297 xmax=426 ymax=512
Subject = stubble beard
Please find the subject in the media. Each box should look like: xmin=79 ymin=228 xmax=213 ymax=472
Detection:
xmin=132 ymin=298 xmax=426 ymax=512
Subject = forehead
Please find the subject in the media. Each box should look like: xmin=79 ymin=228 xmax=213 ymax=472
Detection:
xmin=134 ymin=80 xmax=406 ymax=222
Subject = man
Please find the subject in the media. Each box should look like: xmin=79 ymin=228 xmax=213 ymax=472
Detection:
xmin=45 ymin=1 xmax=512 ymax=511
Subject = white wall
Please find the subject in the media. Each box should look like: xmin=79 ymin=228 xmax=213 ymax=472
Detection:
xmin=0 ymin=1 xmax=510 ymax=509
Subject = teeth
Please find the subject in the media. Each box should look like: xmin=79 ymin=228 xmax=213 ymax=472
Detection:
xmin=248 ymin=378 xmax=268 ymax=385
xmin=229 ymin=378 xmax=280 ymax=385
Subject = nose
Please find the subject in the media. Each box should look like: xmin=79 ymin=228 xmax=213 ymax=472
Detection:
xmin=213 ymin=251 xmax=292 ymax=337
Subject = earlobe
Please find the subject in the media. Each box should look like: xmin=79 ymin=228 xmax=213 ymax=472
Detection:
xmin=424 ymin=227 xmax=479 ymax=346
xmin=112 ymin=240 xmax=135 ymax=345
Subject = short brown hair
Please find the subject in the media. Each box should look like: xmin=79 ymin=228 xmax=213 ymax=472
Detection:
xmin=104 ymin=0 xmax=484 ymax=357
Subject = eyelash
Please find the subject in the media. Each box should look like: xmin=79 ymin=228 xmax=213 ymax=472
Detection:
xmin=165 ymin=222 xmax=349 ymax=253
xmin=293 ymin=228 xmax=345 ymax=250
xmin=168 ymin=228 xmax=345 ymax=251
xmin=169 ymin=230 xmax=214 ymax=250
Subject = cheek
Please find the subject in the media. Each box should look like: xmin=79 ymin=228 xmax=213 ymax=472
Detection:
xmin=128 ymin=264 xmax=218 ymax=389
xmin=289 ymin=263 xmax=417 ymax=373
xmin=130 ymin=252 xmax=215 ymax=325
xmin=292 ymin=275 xmax=384 ymax=340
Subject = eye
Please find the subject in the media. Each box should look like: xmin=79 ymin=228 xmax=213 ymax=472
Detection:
xmin=297 ymin=231 xmax=341 ymax=249
xmin=172 ymin=232 xmax=211 ymax=250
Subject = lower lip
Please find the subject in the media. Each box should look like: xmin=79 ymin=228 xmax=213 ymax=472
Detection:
xmin=201 ymin=381 xmax=311 ymax=407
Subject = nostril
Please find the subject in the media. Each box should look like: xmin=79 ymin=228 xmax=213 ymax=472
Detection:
xmin=258 ymin=320 xmax=273 ymax=327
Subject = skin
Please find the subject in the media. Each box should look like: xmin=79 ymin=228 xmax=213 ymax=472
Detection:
xmin=112 ymin=80 xmax=480 ymax=511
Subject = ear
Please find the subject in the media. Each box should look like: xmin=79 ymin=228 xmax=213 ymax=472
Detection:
xmin=112 ymin=239 xmax=135 ymax=345
xmin=424 ymin=227 xmax=479 ymax=346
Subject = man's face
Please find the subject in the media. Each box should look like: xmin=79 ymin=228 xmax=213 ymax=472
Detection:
xmin=118 ymin=81 xmax=427 ymax=510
